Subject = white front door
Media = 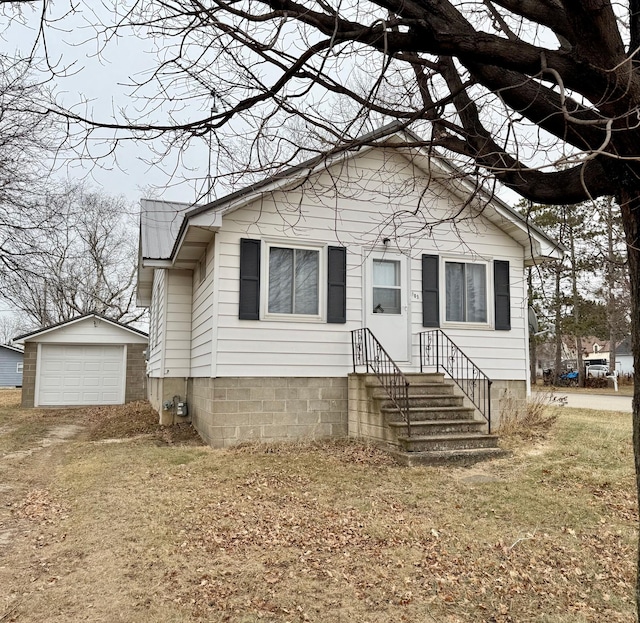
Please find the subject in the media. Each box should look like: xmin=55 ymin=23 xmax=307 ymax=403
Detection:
xmin=364 ymin=250 xmax=410 ymax=362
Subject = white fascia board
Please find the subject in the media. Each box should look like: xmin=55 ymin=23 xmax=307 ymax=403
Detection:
xmin=170 ymin=213 xmax=222 ymax=265
xmin=490 ymin=203 xmax=564 ymax=261
xmin=142 ymin=259 xmax=174 ymax=268
xmin=189 ymin=211 xmax=223 ymax=227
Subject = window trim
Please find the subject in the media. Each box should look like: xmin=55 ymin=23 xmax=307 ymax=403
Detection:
xmin=16 ymin=362 xmax=23 ymax=374
xmin=260 ymin=240 xmax=326 ymax=322
xmin=441 ymin=256 xmax=492 ymax=329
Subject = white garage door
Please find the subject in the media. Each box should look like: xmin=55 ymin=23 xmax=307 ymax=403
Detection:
xmin=38 ymin=344 xmax=126 ymax=406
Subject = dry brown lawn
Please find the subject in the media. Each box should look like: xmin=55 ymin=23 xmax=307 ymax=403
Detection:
xmin=0 ymin=390 xmax=636 ymax=622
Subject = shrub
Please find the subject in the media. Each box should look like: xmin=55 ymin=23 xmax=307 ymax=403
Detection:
xmin=498 ymin=390 xmax=558 ymax=441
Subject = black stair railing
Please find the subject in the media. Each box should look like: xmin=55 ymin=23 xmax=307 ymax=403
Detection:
xmin=351 ymin=328 xmax=411 ymax=437
xmin=419 ymin=330 xmax=493 ymax=433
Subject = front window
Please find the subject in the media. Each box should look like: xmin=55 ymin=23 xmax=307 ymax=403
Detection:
xmin=268 ymin=246 xmax=319 ymax=315
xmin=445 ymin=261 xmax=487 ymax=323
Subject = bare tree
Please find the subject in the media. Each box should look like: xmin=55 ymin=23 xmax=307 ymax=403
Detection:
xmin=10 ymin=0 xmax=640 ymax=609
xmin=0 ymin=313 xmax=29 ymax=345
xmin=0 ymin=182 xmax=144 ymax=327
xmin=0 ymin=53 xmax=59 ymax=265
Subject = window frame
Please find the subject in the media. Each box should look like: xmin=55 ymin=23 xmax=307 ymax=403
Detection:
xmin=260 ymin=240 xmax=326 ymax=322
xmin=441 ymin=257 xmax=492 ymax=329
xmin=16 ymin=362 xmax=23 ymax=374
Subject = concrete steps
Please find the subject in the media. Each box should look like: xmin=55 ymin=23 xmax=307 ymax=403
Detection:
xmin=367 ymin=372 xmax=502 ymax=465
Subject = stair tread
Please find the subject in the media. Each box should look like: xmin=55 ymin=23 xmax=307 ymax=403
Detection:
xmin=388 ymin=419 xmax=483 ymax=427
xmin=390 ymin=447 xmax=508 ymax=466
xmin=397 ymin=433 xmax=498 ymax=441
xmin=373 ymin=392 xmax=459 ymax=398
xmin=368 ymin=381 xmax=452 ymax=388
xmin=381 ymin=405 xmax=474 ymax=412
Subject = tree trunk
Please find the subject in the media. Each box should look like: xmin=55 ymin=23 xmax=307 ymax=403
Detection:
xmin=554 ymin=262 xmax=563 ymax=385
xmin=527 ymin=268 xmax=537 ymax=385
xmin=569 ymin=227 xmax=585 ymax=386
xmin=606 ymin=198 xmax=618 ymax=375
xmin=617 ymin=187 xmax=640 ymax=613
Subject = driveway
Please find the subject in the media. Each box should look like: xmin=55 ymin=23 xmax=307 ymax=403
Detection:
xmin=555 ymin=391 xmax=632 ymax=413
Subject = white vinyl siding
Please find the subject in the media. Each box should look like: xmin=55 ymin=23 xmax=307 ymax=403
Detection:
xmin=191 ymin=239 xmax=215 ymax=376
xmin=146 ymin=269 xmax=167 ymax=376
xmin=213 ymin=147 xmax=527 ymax=381
xmin=164 ymin=270 xmax=193 ymax=377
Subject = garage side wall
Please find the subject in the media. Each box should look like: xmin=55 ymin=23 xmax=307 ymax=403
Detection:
xmin=21 ymin=343 xmax=37 ymax=408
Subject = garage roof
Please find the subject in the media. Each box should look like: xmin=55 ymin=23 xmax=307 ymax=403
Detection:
xmin=13 ymin=313 xmax=148 ymax=344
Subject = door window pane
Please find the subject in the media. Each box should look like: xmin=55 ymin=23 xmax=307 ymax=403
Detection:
xmin=372 ymin=259 xmax=401 ymax=314
xmin=268 ymin=247 xmax=319 ymax=315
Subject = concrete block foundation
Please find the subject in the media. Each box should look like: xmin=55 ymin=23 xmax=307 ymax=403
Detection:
xmin=187 ymin=377 xmax=348 ymax=448
xmin=148 ymin=375 xmax=525 ymax=448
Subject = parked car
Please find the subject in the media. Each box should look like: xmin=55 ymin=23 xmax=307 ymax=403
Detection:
xmin=586 ymin=364 xmax=610 ymax=378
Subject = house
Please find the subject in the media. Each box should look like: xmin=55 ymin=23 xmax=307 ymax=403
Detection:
xmin=138 ymin=125 xmax=562 ymax=451
xmin=14 ymin=314 xmax=148 ymax=407
xmin=582 ymin=336 xmax=634 ymax=376
xmin=0 ymin=344 xmax=24 ymax=387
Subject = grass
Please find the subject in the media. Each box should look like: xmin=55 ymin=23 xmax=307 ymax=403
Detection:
xmin=0 ymin=392 xmax=636 ymax=622
xmin=532 ymin=381 xmax=635 ymax=397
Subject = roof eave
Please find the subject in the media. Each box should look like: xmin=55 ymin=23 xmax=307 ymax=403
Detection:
xmin=14 ymin=313 xmax=148 ymax=344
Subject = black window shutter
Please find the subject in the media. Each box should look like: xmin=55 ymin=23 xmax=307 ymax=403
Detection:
xmin=422 ymin=254 xmax=439 ymax=327
xmin=494 ymin=260 xmax=511 ymax=331
xmin=239 ymin=238 xmax=261 ymax=320
xmin=327 ymin=246 xmax=347 ymax=323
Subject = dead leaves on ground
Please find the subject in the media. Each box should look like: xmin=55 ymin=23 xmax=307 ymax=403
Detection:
xmin=83 ymin=401 xmax=203 ymax=445
xmin=157 ymin=455 xmax=635 ymax=623
xmin=12 ymin=489 xmax=66 ymax=525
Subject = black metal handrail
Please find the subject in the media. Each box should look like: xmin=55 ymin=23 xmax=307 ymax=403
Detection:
xmin=351 ymin=328 xmax=411 ymax=437
xmin=419 ymin=330 xmax=493 ymax=433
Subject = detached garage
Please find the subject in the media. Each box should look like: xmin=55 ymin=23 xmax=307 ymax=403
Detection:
xmin=15 ymin=314 xmax=148 ymax=408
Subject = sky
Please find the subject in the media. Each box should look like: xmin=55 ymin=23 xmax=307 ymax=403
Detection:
xmin=1 ymin=3 xmax=212 ymax=206
xmin=1 ymin=3 xmax=528 ymax=208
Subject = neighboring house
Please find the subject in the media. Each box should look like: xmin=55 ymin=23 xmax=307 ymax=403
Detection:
xmin=138 ymin=125 xmax=562 ymax=450
xmin=14 ymin=314 xmax=148 ymax=407
xmin=0 ymin=344 xmax=24 ymax=387
xmin=576 ymin=337 xmax=633 ymax=376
